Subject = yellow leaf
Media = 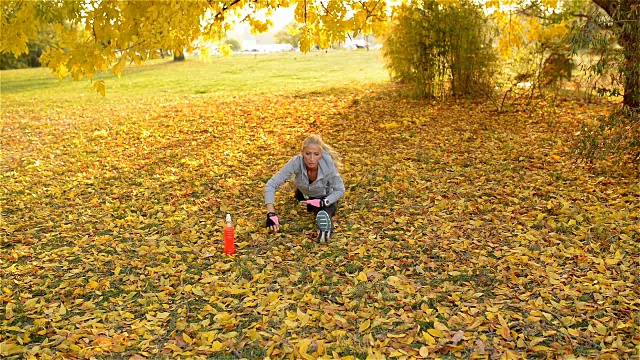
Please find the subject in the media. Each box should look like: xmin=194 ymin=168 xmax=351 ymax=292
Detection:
xmin=499 ymin=326 xmax=511 ymax=340
xmin=357 ymin=271 xmax=368 ymax=282
xmin=498 ymin=314 xmax=508 ymax=327
xmin=419 ymin=346 xmax=429 ymax=357
xmin=387 ymin=275 xmax=401 ymax=288
xmin=427 ymin=329 xmax=443 ymax=338
xmin=284 ymin=319 xmax=297 ymax=328
xmin=93 ymin=80 xmax=106 ymax=96
xmin=3 ymin=287 xmax=13 ymax=296
xmin=549 ymin=278 xmax=561 ymax=285
xmin=211 ymin=341 xmax=225 ymax=351
xmin=433 ymin=320 xmax=448 ymax=331
xmin=114 ymin=266 xmax=121 ymax=276
xmin=92 ymin=129 xmax=108 ymax=138
xmin=184 ymin=284 xmax=193 ymax=293
xmin=422 ymin=331 xmax=436 ymax=345
xmin=0 ymin=341 xmax=24 ymax=356
xmin=246 ymin=328 xmax=262 ymax=341
xmin=87 ymin=280 xmax=99 ymax=290
xmin=59 ymin=303 xmax=67 ymax=315
xmin=388 ymin=333 xmax=406 ymax=338
xmin=193 ymin=287 xmax=205 ymax=296
xmin=299 ymin=342 xmax=310 ymax=357
xmin=156 ymin=312 xmax=170 ymax=319
xmin=567 ymin=329 xmax=580 ymax=337
xmin=526 ymin=315 xmax=542 ymax=322
xmin=532 ymin=345 xmax=550 ymax=351
xmin=529 ymin=336 xmax=546 ymax=347
xmin=297 ymin=308 xmax=310 ymax=327
xmin=164 ymin=343 xmax=182 ymax=352
xmin=182 ymin=333 xmax=193 ymax=345
xmin=605 ymin=258 xmax=619 ymax=265
xmin=359 ymin=319 xmax=371 ymax=332
xmin=5 ymin=303 xmax=15 ymax=320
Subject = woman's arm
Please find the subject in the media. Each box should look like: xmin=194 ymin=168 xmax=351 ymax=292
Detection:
xmin=324 ymin=174 xmax=345 ymax=205
xmin=264 ymin=157 xmax=298 ymax=206
xmin=264 ymin=157 xmax=298 ymax=231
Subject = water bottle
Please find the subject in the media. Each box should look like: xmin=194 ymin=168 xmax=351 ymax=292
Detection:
xmin=223 ymin=213 xmax=235 ymax=255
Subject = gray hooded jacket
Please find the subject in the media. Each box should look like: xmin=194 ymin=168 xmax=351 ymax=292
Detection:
xmin=264 ymin=152 xmax=345 ymax=205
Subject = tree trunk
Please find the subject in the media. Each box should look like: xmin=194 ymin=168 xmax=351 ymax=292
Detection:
xmin=592 ymin=0 xmax=640 ymax=110
xmin=620 ymin=12 xmax=639 ymax=109
xmin=173 ymin=52 xmax=185 ymax=61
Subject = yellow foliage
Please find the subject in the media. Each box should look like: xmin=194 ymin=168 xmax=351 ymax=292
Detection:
xmin=0 ymin=0 xmax=391 ymax=95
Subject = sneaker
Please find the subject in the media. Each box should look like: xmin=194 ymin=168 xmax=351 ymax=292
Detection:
xmin=316 ymin=210 xmax=332 ymax=243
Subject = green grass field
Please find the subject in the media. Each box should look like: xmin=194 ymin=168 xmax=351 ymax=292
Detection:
xmin=1 ymin=50 xmax=389 ymax=104
xmin=1 ymin=49 xmax=638 ymax=359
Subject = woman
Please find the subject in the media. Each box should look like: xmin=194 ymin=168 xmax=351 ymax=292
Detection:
xmin=264 ymin=135 xmax=345 ymax=243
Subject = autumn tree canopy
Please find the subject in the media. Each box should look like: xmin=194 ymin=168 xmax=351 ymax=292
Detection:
xmin=1 ymin=0 xmax=637 ymax=108
xmin=0 ymin=0 xmax=388 ymax=94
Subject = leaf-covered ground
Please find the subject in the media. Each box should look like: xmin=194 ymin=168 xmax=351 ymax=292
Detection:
xmin=1 ymin=87 xmax=639 ymax=359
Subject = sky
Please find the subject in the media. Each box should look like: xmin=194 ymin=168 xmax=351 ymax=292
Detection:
xmin=228 ymin=7 xmax=295 ymax=42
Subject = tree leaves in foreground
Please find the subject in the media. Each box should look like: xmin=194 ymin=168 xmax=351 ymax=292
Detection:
xmin=1 ymin=87 xmax=639 ymax=359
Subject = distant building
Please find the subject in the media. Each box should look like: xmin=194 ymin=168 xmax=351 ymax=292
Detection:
xmin=241 ymin=40 xmax=293 ymax=53
xmin=343 ymin=39 xmax=368 ymax=50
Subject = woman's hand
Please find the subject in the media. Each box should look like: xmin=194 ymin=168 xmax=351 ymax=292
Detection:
xmin=305 ymin=198 xmax=328 ymax=211
xmin=266 ymin=212 xmax=279 ymax=232
xmin=299 ymin=201 xmax=308 ymax=210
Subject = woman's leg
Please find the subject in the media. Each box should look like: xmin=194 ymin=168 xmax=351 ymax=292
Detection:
xmin=294 ymin=189 xmax=306 ymax=201
xmin=314 ymin=201 xmax=337 ymax=243
xmin=323 ymin=202 xmax=337 ymax=218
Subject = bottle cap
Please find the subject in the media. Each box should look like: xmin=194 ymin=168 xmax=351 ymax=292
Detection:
xmin=226 ymin=214 xmax=231 ymax=223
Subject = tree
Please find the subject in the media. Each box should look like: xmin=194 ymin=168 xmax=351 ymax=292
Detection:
xmin=0 ymin=24 xmax=56 ymax=69
xmin=1 ymin=0 xmax=388 ymax=94
xmin=589 ymin=0 xmax=639 ymax=109
xmin=173 ymin=52 xmax=185 ymax=62
xmin=383 ymin=0 xmax=496 ymax=99
xmin=490 ymin=0 xmax=639 ymax=110
xmin=225 ymin=38 xmax=242 ymax=52
xmin=275 ymin=22 xmax=303 ymax=48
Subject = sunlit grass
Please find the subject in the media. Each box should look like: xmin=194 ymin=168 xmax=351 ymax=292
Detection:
xmin=1 ymin=50 xmax=389 ymax=106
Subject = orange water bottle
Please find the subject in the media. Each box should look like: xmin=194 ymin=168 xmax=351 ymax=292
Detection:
xmin=223 ymin=213 xmax=235 ymax=255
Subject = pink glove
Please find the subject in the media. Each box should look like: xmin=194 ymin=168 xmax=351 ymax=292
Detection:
xmin=306 ymin=198 xmax=328 ymax=211
xmin=266 ymin=212 xmax=279 ymax=228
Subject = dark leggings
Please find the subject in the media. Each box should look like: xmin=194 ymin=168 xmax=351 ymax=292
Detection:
xmin=295 ymin=189 xmax=337 ymax=217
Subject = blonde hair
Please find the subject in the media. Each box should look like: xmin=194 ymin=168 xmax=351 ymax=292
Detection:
xmin=302 ymin=134 xmax=343 ymax=171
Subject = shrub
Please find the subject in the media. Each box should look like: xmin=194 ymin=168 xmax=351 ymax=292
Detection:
xmin=382 ymin=0 xmax=496 ymax=99
xmin=574 ymin=108 xmax=640 ymax=170
xmin=225 ymin=38 xmax=242 ymax=52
